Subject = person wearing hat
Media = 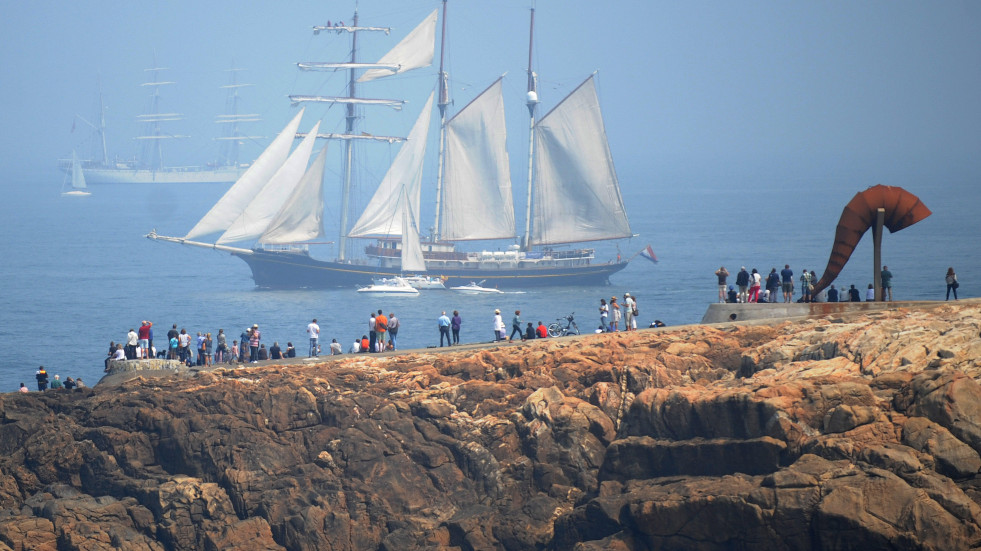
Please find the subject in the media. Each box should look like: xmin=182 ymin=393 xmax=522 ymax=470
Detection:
xmin=493 ymin=309 xmax=505 ymax=341
xmin=249 ymin=324 xmax=261 ymax=363
xmin=623 ymin=293 xmax=635 ymax=331
xmin=50 ymin=375 xmax=62 ymax=390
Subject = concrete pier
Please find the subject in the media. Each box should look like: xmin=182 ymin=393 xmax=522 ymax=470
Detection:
xmin=701 ymin=300 xmax=944 ymax=324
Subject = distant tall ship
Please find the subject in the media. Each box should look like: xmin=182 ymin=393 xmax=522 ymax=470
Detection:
xmin=70 ymin=66 xmax=259 ymax=184
xmin=149 ymin=3 xmax=634 ymax=287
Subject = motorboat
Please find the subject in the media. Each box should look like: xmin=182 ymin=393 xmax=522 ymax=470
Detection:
xmin=357 ymin=277 xmax=420 ymax=296
xmin=449 ymin=280 xmax=503 ymax=294
xmin=373 ymin=274 xmax=446 ymax=290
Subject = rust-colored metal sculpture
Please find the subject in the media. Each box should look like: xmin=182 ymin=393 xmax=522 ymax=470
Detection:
xmin=811 ymin=185 xmax=931 ymax=296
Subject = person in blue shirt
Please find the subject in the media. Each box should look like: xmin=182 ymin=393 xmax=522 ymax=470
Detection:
xmin=438 ymin=311 xmax=451 ymax=347
xmin=780 ymin=265 xmax=794 ymax=303
xmin=765 ymin=268 xmax=781 ymax=303
xmin=827 ymin=285 xmax=839 ymax=302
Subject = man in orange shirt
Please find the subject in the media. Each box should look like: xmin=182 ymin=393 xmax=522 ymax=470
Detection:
xmin=374 ymin=309 xmax=388 ymax=352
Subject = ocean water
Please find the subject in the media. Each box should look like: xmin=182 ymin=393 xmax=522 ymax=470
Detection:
xmin=1 ymin=176 xmax=975 ymax=392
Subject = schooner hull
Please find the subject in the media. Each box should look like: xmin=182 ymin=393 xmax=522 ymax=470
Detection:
xmin=235 ymin=249 xmax=625 ymax=289
xmin=83 ymin=167 xmax=244 ymax=185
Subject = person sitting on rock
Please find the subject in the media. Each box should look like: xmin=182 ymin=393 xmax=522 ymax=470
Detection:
xmin=270 ymin=342 xmax=283 ymax=360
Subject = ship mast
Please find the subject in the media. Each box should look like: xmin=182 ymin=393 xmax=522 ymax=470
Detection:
xmin=216 ymin=68 xmax=262 ymax=168
xmin=337 ymin=10 xmax=360 ymax=261
xmin=98 ymin=77 xmax=109 ymax=166
xmin=432 ymin=0 xmax=450 ymax=242
xmin=521 ymin=8 xmax=538 ymax=251
xmin=297 ymin=13 xmax=404 ymax=260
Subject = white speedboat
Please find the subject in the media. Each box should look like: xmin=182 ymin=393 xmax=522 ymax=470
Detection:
xmin=449 ymin=280 xmax=504 ymax=294
xmin=357 ymin=277 xmax=420 ymax=296
xmin=373 ymin=275 xmax=446 ymax=290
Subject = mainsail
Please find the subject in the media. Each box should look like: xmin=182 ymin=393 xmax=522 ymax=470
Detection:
xmin=530 ymin=75 xmax=631 ymax=245
xmin=440 ymin=78 xmax=516 ymax=241
xmin=358 ymin=9 xmax=438 ymax=83
xmin=347 ymin=93 xmax=435 ymax=238
xmin=258 ymin=146 xmax=329 ymax=245
xmin=217 ymin=121 xmax=321 ymax=244
xmin=185 ymin=110 xmax=304 ymax=240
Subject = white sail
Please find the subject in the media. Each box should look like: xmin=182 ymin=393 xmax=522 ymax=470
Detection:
xmin=71 ymin=151 xmax=87 ymax=190
xmin=400 ymin=198 xmax=427 ymax=272
xmin=185 ymin=110 xmax=304 ymax=240
xmin=530 ymin=76 xmax=631 ymax=245
xmin=258 ymin=146 xmax=328 ymax=245
xmin=358 ymin=9 xmax=437 ymax=83
xmin=441 ymin=78 xmax=515 ymax=241
xmin=217 ymin=121 xmax=320 ymax=244
xmin=289 ymin=95 xmax=404 ymax=109
xmin=348 ymin=93 xmax=435 ymax=238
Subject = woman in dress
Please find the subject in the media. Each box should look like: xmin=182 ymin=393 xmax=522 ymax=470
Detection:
xmin=946 ymin=267 xmax=959 ymax=300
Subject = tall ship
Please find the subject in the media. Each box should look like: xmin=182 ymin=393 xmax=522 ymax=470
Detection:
xmin=69 ymin=66 xmax=259 ymax=184
xmin=149 ymin=3 xmax=634 ymax=287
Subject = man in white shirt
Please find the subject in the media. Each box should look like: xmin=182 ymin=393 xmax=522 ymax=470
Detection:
xmin=330 ymin=338 xmax=342 ymax=355
xmin=307 ymin=318 xmax=320 ymax=357
xmin=126 ymin=328 xmax=139 ymax=359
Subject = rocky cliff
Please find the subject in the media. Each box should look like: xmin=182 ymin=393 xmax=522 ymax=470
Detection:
xmin=2 ymin=301 xmax=981 ymax=550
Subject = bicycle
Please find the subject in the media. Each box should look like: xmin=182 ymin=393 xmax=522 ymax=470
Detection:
xmin=547 ymin=312 xmax=580 ymax=337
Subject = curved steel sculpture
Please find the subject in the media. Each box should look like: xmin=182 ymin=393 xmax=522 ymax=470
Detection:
xmin=811 ymin=185 xmax=931 ymax=296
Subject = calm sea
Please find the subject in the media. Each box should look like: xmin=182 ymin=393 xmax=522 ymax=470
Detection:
xmin=1 ymin=175 xmax=975 ymax=392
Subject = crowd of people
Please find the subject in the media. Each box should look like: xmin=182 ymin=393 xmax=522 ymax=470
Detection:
xmin=30 ymin=291 xmax=671 ymax=392
xmin=710 ymin=264 xmax=945 ymax=304
xmin=23 ymin=366 xmax=86 ymax=393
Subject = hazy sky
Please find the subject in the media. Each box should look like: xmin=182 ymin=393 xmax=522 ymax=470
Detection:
xmin=3 ymin=1 xmax=980 ymax=188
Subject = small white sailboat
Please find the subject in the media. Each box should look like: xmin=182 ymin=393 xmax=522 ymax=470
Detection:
xmin=449 ymin=280 xmax=504 ymax=294
xmin=61 ymin=151 xmax=91 ymax=197
xmin=357 ymin=276 xmax=420 ymax=296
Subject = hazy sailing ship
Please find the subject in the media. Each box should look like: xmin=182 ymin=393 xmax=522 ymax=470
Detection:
xmin=149 ymin=4 xmax=633 ymax=287
xmin=72 ymin=67 xmax=259 ymax=184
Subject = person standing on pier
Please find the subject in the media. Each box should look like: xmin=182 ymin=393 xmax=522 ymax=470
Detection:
xmin=249 ymin=324 xmax=261 ymax=362
xmin=736 ymin=267 xmax=750 ymax=303
xmin=509 ymin=310 xmax=523 ymax=341
xmin=451 ymin=311 xmax=462 ymax=345
xmin=715 ymin=266 xmax=730 ymax=303
xmin=946 ymin=267 xmax=959 ymax=300
xmin=439 ymin=311 xmax=452 ymax=347
xmin=780 ymin=265 xmax=794 ymax=303
xmin=307 ymin=318 xmax=320 ymax=357
xmin=387 ymin=313 xmax=399 ymax=350
xmin=881 ymin=266 xmax=893 ymax=301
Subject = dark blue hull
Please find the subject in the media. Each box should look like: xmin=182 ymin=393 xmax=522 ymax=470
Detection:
xmin=234 ymin=249 xmax=626 ymax=289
